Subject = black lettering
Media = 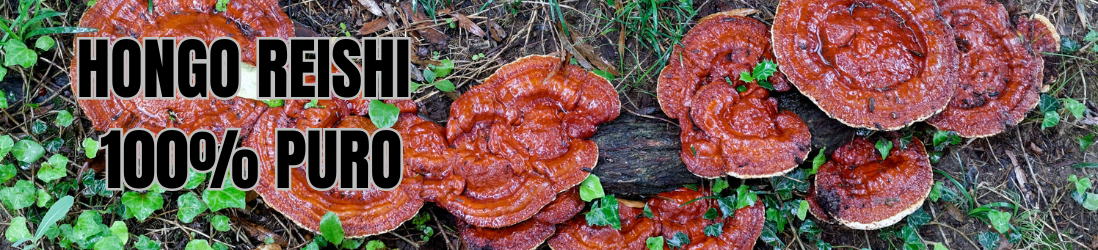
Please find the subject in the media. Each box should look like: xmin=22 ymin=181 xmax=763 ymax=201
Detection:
xmin=77 ymin=38 xmax=109 ymax=98
xmin=156 ymin=129 xmax=188 ymax=190
xmin=340 ymin=129 xmax=370 ymax=189
xmin=371 ymin=129 xmax=401 ymax=190
xmin=331 ymin=39 xmax=362 ymax=99
xmin=144 ymin=38 xmax=175 ymax=98
xmin=275 ymin=129 xmax=306 ymax=189
xmin=258 ymin=39 xmax=288 ymax=98
xmin=177 ymin=39 xmax=208 ymax=98
xmin=209 ymin=39 xmax=240 ymax=99
xmin=111 ymin=38 xmax=142 ymax=98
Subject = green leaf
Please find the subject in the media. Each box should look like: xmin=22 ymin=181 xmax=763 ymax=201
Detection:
xmin=646 ymin=236 xmax=664 ymax=250
xmin=907 ymin=208 xmax=930 ymax=227
xmin=734 ymin=185 xmax=758 ymax=209
xmin=579 ymin=174 xmax=604 ymax=202
xmin=35 ymin=36 xmax=55 ymax=50
xmin=202 ymin=186 xmax=245 ymax=212
xmin=757 ymin=80 xmax=774 ymax=91
xmin=900 ymin=225 xmax=922 ymax=247
xmin=422 ymin=68 xmax=436 ymax=83
xmin=303 ymin=99 xmax=325 ymax=109
xmin=735 ymin=85 xmax=747 ymax=93
xmin=320 ymin=212 xmax=345 ymax=245
xmin=1061 ymin=37 xmax=1081 ymax=53
xmin=109 ymin=221 xmax=129 ymax=244
xmin=36 ymin=195 xmax=74 ymax=240
xmin=82 ymin=138 xmax=99 ymax=158
xmin=1069 ymin=175 xmax=1092 ymax=194
xmin=876 ymin=138 xmax=893 ymax=160
xmin=753 ymin=60 xmax=778 ymax=80
xmin=738 ymin=71 xmax=754 ymax=83
xmin=262 ymin=99 xmax=284 ymax=108
xmin=177 ymin=192 xmax=208 ymax=223
xmin=1 ymin=180 xmax=36 ymax=209
xmin=303 ymin=241 xmax=320 ymax=250
xmin=1042 ymin=111 xmax=1060 ymax=129
xmin=54 ymin=110 xmax=74 ymax=127
xmin=434 ymin=79 xmax=455 ymax=92
xmin=215 ymin=0 xmax=230 ymax=11
xmin=38 ymin=154 xmax=69 ymax=182
xmin=26 ymin=27 xmax=100 ymax=38
xmin=93 ymin=236 xmax=123 ymax=250
xmin=799 ymin=219 xmax=821 ymax=236
xmin=410 ymin=81 xmax=425 ymax=92
xmin=933 ymin=242 xmax=949 ymax=250
xmin=666 ymin=231 xmax=690 ymax=249
xmin=932 ymin=130 xmax=961 ymax=149
xmin=184 ymin=239 xmax=213 ymax=250
xmin=122 ymin=191 xmax=163 ymax=221
xmin=716 ymin=196 xmax=736 ymax=218
xmin=987 ymin=210 xmax=1011 ymax=234
xmin=134 ymin=236 xmax=162 ymax=250
xmin=0 ymin=89 xmax=7 ymax=108
xmin=1039 ymin=93 xmax=1060 ymax=114
xmin=0 ymin=135 xmax=12 ymax=159
xmin=929 ymin=181 xmax=944 ymax=202
xmin=643 ymin=204 xmax=653 ymax=218
xmin=1085 ymin=30 xmax=1098 ymax=42
xmin=977 ymin=231 xmax=1000 ymax=250
xmin=12 ymin=139 xmax=45 ymax=163
xmin=5 ymin=216 xmax=31 ymax=243
xmin=1079 ymin=134 xmax=1095 ymax=152
xmin=71 ymin=211 xmax=103 ymax=243
xmin=185 ymin=169 xmax=207 ymax=189
xmin=368 ymin=100 xmax=400 ymax=129
xmin=212 ymin=242 xmax=229 ymax=250
xmin=211 ymin=215 xmax=231 ymax=232
xmin=584 ymin=195 xmax=622 ymax=230
xmin=796 ymin=200 xmax=809 ymax=220
xmin=365 ymin=240 xmax=386 ymax=250
xmin=593 ymin=69 xmax=615 ymax=81
xmin=766 ymin=207 xmax=786 ymax=234
xmin=1061 ymin=98 xmax=1085 ymax=120
xmin=31 ymin=120 xmax=48 ymax=134
xmin=0 ymin=163 xmax=15 ymax=183
xmin=4 ymin=40 xmax=37 ymax=68
xmin=431 ymin=59 xmax=454 ymax=77
xmin=703 ymin=222 xmax=724 ymax=237
xmin=1074 ymin=162 xmax=1098 ymax=168
xmin=1079 ymin=192 xmax=1098 ymax=210
xmin=44 ymin=138 xmax=63 ymax=153
xmin=811 ymin=147 xmax=827 ymax=175
xmin=703 ymin=207 xmax=719 ymax=220
xmin=36 ymin=188 xmax=52 ymax=207
xmin=712 ymin=178 xmax=729 ymax=194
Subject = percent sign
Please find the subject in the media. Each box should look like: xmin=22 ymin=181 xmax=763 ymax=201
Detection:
xmin=100 ymin=128 xmax=259 ymax=191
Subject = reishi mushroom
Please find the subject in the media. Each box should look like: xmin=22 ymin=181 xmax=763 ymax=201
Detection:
xmin=547 ymin=199 xmax=661 ymax=249
xmin=70 ymin=0 xmax=293 ymax=136
xmin=1014 ymin=14 xmax=1061 ymax=55
xmin=459 ymin=187 xmax=585 ymax=250
xmin=809 ymin=137 xmax=933 ymax=230
xmin=772 ymin=0 xmax=958 ymax=131
xmin=657 ymin=10 xmax=812 ymax=179
xmin=924 ymin=0 xmax=1046 ymax=138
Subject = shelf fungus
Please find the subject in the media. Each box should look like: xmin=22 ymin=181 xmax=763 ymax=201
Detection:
xmin=809 ymin=137 xmax=933 ymax=230
xmin=430 ymin=55 xmax=621 ymax=228
xmin=1013 ymin=14 xmax=1061 ymax=55
xmin=649 ymin=188 xmax=765 ymax=249
xmin=248 ymin=102 xmax=426 ymax=237
xmin=547 ymin=198 xmax=661 ymax=249
xmin=925 ymin=0 xmax=1047 ymax=138
xmin=70 ymin=0 xmax=293 ymax=135
xmin=460 ymin=188 xmax=585 ymax=250
xmin=657 ymin=10 xmax=812 ymax=179
xmin=772 ymin=0 xmax=958 ymax=130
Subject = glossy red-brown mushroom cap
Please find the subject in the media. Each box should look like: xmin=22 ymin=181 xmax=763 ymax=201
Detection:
xmin=657 ymin=11 xmax=811 ymax=179
xmin=460 ymin=188 xmax=586 ymax=250
xmin=71 ymin=0 xmax=293 ymax=135
xmin=1014 ymin=14 xmax=1060 ymax=55
xmin=925 ymin=0 xmax=1044 ymax=138
xmin=648 ymin=188 xmax=765 ymax=250
xmin=813 ymin=137 xmax=933 ymax=230
xmin=548 ymin=198 xmax=661 ymax=250
xmin=772 ymin=0 xmax=958 ymax=130
xmin=435 ymin=55 xmax=621 ymax=228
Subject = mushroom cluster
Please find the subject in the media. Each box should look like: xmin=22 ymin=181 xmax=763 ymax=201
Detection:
xmin=458 ymin=187 xmax=585 ymax=250
xmin=548 ymin=188 xmax=765 ymax=249
xmin=807 ymin=137 xmax=933 ymax=229
xmin=657 ymin=10 xmax=812 ymax=179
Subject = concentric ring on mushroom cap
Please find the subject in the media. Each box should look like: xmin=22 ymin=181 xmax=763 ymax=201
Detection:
xmin=1014 ymin=14 xmax=1061 ymax=55
xmin=648 ymin=188 xmax=765 ymax=249
xmin=772 ymin=0 xmax=958 ymax=131
xmin=548 ymin=198 xmax=661 ymax=250
xmin=247 ymin=103 xmax=426 ymax=237
xmin=435 ymin=55 xmax=621 ymax=228
xmin=70 ymin=0 xmax=293 ymax=135
xmin=925 ymin=0 xmax=1044 ymax=138
xmin=813 ymin=137 xmax=933 ymax=230
xmin=657 ymin=10 xmax=811 ymax=179
xmin=460 ymin=187 xmax=585 ymax=250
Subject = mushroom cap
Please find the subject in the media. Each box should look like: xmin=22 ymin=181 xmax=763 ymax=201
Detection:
xmin=70 ymin=0 xmax=293 ymax=136
xmin=247 ymin=106 xmax=426 ymax=237
xmin=460 ymin=187 xmax=585 ymax=250
xmin=805 ymin=181 xmax=835 ymax=224
xmin=812 ymin=137 xmax=933 ymax=230
xmin=432 ymin=55 xmax=621 ymax=228
xmin=548 ymin=198 xmax=661 ymax=250
xmin=925 ymin=0 xmax=1044 ymax=138
xmin=1014 ymin=14 xmax=1061 ymax=55
xmin=772 ymin=0 xmax=958 ymax=130
xmin=657 ymin=11 xmax=812 ymax=179
xmin=648 ymin=188 xmax=765 ymax=249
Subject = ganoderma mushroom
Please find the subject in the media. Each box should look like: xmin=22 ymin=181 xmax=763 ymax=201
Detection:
xmin=648 ymin=188 xmax=765 ymax=249
xmin=460 ymin=188 xmax=585 ymax=250
xmin=430 ymin=55 xmax=621 ymax=228
xmin=1014 ymin=14 xmax=1061 ymax=55
xmin=925 ymin=0 xmax=1046 ymax=138
xmin=772 ymin=0 xmax=958 ymax=131
xmin=547 ymin=198 xmax=661 ymax=249
xmin=657 ymin=10 xmax=812 ymax=179
xmin=809 ymin=137 xmax=933 ymax=230
xmin=70 ymin=0 xmax=293 ymax=135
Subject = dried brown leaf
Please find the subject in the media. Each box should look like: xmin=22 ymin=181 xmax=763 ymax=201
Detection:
xmin=452 ymin=12 xmax=486 ymax=37
xmin=360 ymin=17 xmax=390 ymax=35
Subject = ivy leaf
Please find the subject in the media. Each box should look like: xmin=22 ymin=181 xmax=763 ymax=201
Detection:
xmin=212 ymin=242 xmax=230 ymax=250
xmin=1042 ymin=111 xmax=1060 ymax=129
xmin=0 ymin=89 xmax=7 ymax=108
xmin=38 ymin=154 xmax=69 ymax=182
xmin=36 ymin=188 xmax=52 ymax=207
xmin=579 ymin=174 xmax=605 ymax=202
xmin=712 ymin=178 xmax=729 ymax=194
xmin=4 ymin=40 xmax=38 ymax=68
xmin=320 ymin=212 xmax=345 ymax=245
xmin=215 ymin=0 xmax=230 ymax=12
xmin=716 ymin=196 xmax=736 ymax=218
xmin=811 ymin=147 xmax=827 ymax=175
xmin=1061 ymin=98 xmax=1085 ymax=119
xmin=365 ymin=240 xmax=386 ymax=250
xmin=799 ymin=219 xmax=821 ymax=236
xmin=643 ymin=204 xmax=653 ymax=218
xmin=5 ymin=216 xmax=31 ymax=243
xmin=31 ymin=120 xmax=48 ymax=134
xmin=82 ymin=138 xmax=99 ymax=159
xmin=202 ymin=186 xmax=245 ymax=212
xmin=211 ymin=215 xmax=231 ymax=232
xmin=1038 ymin=94 xmax=1060 ymax=114
xmin=929 ymin=181 xmax=944 ymax=202
xmin=703 ymin=208 xmax=719 ymax=220
xmin=933 ymin=242 xmax=949 ymax=250
xmin=907 ymin=208 xmax=931 ymax=227
xmin=93 ymin=236 xmax=123 ymax=250
xmin=368 ymin=100 xmax=399 ymax=129
xmin=766 ymin=208 xmax=786 ymax=234
xmin=185 ymin=240 xmax=213 ymax=250
xmin=584 ymin=195 xmax=622 ymax=230
xmin=0 ymin=135 xmax=13 ymax=159
xmin=434 ymin=79 xmax=456 ymax=92
xmin=44 ymin=138 xmax=63 ymax=153
xmin=303 ymin=99 xmax=325 ymax=109
xmin=1 ymin=180 xmax=36 ymax=209
xmin=703 ymin=223 xmax=724 ymax=237
xmin=261 ymin=100 xmax=284 ymax=108
xmin=900 ymin=225 xmax=923 ymax=250
xmin=734 ymin=185 xmax=758 ymax=209
xmin=876 ymin=138 xmax=893 ymax=160
xmin=71 ymin=211 xmax=103 ymax=244
xmin=1061 ymin=37 xmax=1081 ymax=53
xmin=185 ymin=169 xmax=207 ymax=189
xmin=109 ymin=221 xmax=129 ymax=244
xmin=987 ymin=210 xmax=1011 ymax=234
xmin=135 ymin=236 xmax=162 ymax=250
xmin=977 ymin=231 xmax=1000 ymax=250
xmin=1068 ymin=175 xmax=1091 ymax=196
xmin=646 ymin=236 xmax=664 ymax=250
xmin=122 ymin=191 xmax=163 ymax=221
xmin=667 ymin=231 xmax=690 ymax=249
xmin=1085 ymin=30 xmax=1098 ymax=42
xmin=0 ymin=163 xmax=13 ymax=184
xmin=796 ymin=200 xmax=809 ymax=220
xmin=12 ymin=139 xmax=46 ymax=163
xmin=1082 ymin=193 xmax=1098 ymax=211
xmin=1079 ymin=134 xmax=1095 ymax=152
xmin=36 ymin=36 xmax=56 ymax=50
xmin=932 ymin=130 xmax=961 ymax=149
xmin=176 ymin=192 xmax=207 ymax=223
xmin=54 ymin=110 xmax=74 ymax=127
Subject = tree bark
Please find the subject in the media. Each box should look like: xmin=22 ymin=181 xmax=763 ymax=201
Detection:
xmin=591 ymin=114 xmax=702 ymax=199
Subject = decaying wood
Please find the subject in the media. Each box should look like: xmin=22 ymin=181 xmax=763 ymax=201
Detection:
xmin=591 ymin=114 xmax=702 ymax=199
